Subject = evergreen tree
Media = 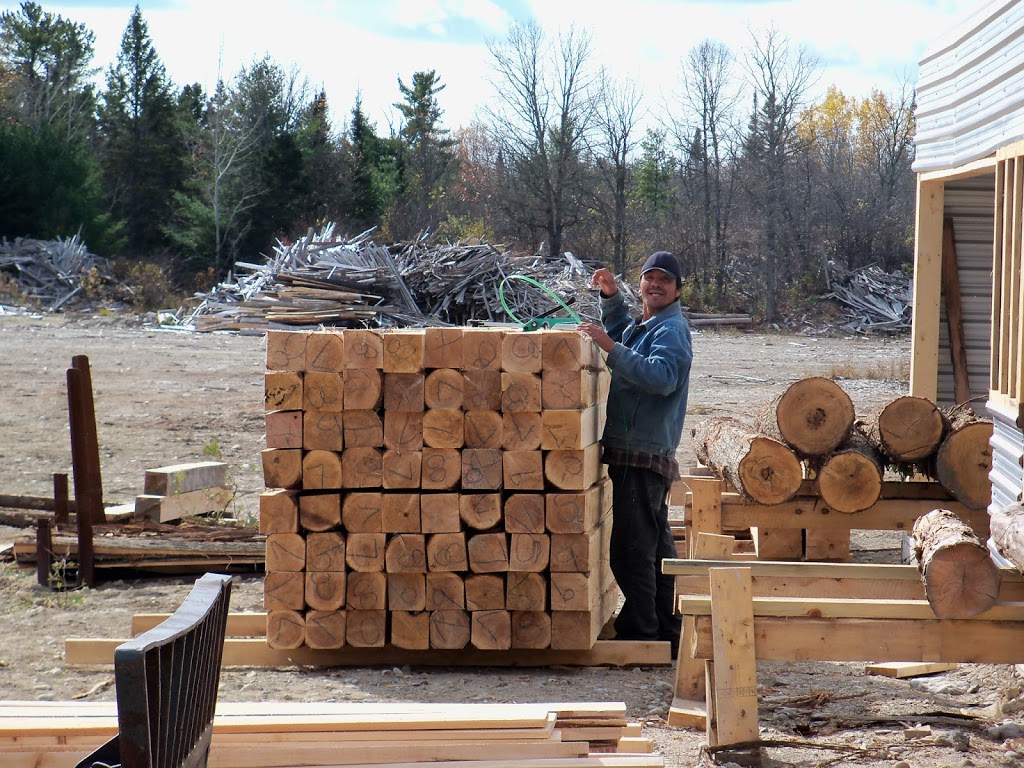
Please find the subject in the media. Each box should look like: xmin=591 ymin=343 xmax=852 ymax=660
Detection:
xmin=390 ymin=70 xmax=456 ymax=238
xmin=97 ymin=5 xmax=184 ymax=256
xmin=0 ymin=121 xmax=113 ymax=248
xmin=341 ymin=96 xmax=401 ymax=234
xmin=0 ymin=2 xmax=97 ymax=141
xmin=295 ymin=89 xmax=346 ymax=226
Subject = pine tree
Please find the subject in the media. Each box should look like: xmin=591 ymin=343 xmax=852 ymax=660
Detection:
xmin=97 ymin=5 xmax=184 ymax=256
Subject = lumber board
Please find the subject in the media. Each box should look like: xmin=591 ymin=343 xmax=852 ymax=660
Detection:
xmin=691 ymin=616 xmax=1024 ymax=663
xmin=706 ymin=568 xmax=758 ymax=746
xmin=680 ymin=493 xmax=990 ymax=534
xmin=677 ymin=595 xmax=1024 ymax=621
xmin=143 ymin=461 xmax=228 ymax=495
xmin=64 ymin=638 xmax=671 ymax=667
xmin=134 ymin=486 xmax=233 ymax=523
xmin=663 ymin=558 xmax=1024 ymax=581
xmin=865 ymin=661 xmax=959 ymax=678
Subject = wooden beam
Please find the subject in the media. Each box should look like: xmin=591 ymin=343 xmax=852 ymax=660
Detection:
xmin=910 ymin=176 xmax=944 ymax=402
xmin=65 ymin=638 xmax=671 ymax=668
xmin=692 ymin=615 xmax=1024 ymax=663
xmin=678 ymin=494 xmax=990 ymax=535
xmin=705 ymin=568 xmax=758 ymax=746
xmin=678 ymin=595 xmax=1024 ymax=621
xmin=941 ymin=218 xmax=973 ymax=406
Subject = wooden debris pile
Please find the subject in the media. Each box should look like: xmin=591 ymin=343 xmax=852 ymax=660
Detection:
xmin=823 ymin=262 xmax=912 ymax=333
xmin=0 ymin=235 xmax=120 ymax=311
xmin=178 ymin=224 xmax=608 ymax=332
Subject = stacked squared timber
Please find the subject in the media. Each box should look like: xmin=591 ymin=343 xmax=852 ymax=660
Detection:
xmin=261 ymin=327 xmax=614 ymax=651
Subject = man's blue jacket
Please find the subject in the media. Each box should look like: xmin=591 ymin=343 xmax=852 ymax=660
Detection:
xmin=599 ymin=291 xmax=693 ymax=458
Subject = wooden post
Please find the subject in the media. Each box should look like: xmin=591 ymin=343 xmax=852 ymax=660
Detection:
xmin=941 ymin=218 xmax=973 ymax=408
xmin=688 ymin=478 xmax=723 ymax=558
xmin=667 ymin=532 xmax=737 ymax=729
xmin=706 ymin=567 xmax=759 ymax=746
xmin=910 ymin=177 xmax=944 ymax=402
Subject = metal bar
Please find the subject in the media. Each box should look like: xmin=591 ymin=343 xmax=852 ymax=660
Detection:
xmin=69 ymin=356 xmax=105 ymax=525
xmin=35 ymin=518 xmax=52 ymax=588
xmin=67 ymin=365 xmax=96 ymax=587
xmin=53 ymin=473 xmax=69 ymax=527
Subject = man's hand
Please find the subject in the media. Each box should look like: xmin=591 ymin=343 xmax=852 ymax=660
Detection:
xmin=591 ymin=268 xmax=618 ymax=297
xmin=578 ymin=322 xmax=614 ymax=353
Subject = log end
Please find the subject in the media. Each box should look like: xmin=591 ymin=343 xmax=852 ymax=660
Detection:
xmin=878 ymin=396 xmax=947 ymax=461
xmin=817 ymin=451 xmax=883 ymax=514
xmin=738 ymin=437 xmax=803 ymax=505
xmin=776 ymin=378 xmax=855 ymax=456
xmin=924 ymin=544 xmax=1002 ymax=619
xmin=935 ymin=422 xmax=993 ymax=510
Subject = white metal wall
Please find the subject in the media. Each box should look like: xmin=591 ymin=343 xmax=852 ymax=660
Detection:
xmin=936 ymin=175 xmax=995 ymax=408
xmin=914 ymin=0 xmax=1024 ymax=172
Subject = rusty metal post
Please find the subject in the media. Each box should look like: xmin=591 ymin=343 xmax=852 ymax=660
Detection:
xmin=67 ymin=363 xmax=97 ymax=587
xmin=69 ymin=355 xmax=105 ymax=525
xmin=36 ymin=518 xmax=53 ymax=588
xmin=53 ymin=473 xmax=69 ymax=527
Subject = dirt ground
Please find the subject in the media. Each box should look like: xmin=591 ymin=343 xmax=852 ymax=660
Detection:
xmin=1 ymin=311 xmax=1022 ymax=767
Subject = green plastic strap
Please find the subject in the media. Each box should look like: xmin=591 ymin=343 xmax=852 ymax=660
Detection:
xmin=498 ymin=274 xmax=581 ymax=325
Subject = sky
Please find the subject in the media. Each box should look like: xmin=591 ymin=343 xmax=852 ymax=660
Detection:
xmin=43 ymin=0 xmax=986 ymax=133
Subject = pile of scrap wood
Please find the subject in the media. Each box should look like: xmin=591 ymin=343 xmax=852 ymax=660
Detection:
xmin=822 ymin=261 xmax=912 ymax=333
xmin=11 ymin=518 xmax=265 ymax=573
xmin=8 ymin=461 xmax=264 ymax=574
xmin=691 ymin=378 xmax=993 ymax=513
xmin=177 ymin=224 xmax=609 ymax=332
xmin=0 ymin=701 xmax=663 ymax=768
xmin=0 ymin=235 xmax=121 ymax=311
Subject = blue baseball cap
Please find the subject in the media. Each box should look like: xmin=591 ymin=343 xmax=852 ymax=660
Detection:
xmin=641 ymin=251 xmax=681 ymax=281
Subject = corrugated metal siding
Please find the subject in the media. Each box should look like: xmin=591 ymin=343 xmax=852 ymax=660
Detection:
xmin=936 ymin=177 xmax=994 ymax=408
xmin=988 ymin=406 xmax=1024 ymax=518
xmin=914 ymin=0 xmax=1024 ymax=172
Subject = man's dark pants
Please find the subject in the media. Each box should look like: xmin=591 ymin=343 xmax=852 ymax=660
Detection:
xmin=607 ymin=464 xmax=680 ymax=647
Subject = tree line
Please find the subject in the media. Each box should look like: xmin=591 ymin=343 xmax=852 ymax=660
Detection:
xmin=0 ymin=2 xmax=916 ymax=320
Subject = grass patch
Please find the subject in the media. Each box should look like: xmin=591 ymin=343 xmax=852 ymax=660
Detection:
xmin=827 ymin=357 xmax=909 ymax=381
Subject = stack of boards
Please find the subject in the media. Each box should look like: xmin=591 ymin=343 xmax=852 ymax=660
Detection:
xmin=0 ymin=700 xmax=665 ymax=768
xmin=260 ymin=327 xmax=618 ymax=652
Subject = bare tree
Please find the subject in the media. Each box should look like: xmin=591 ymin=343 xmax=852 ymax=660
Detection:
xmin=671 ymin=39 xmax=741 ymax=303
xmin=590 ymin=69 xmax=643 ymax=273
xmin=484 ymin=21 xmax=597 ymax=257
xmin=739 ymin=25 xmax=820 ymax=322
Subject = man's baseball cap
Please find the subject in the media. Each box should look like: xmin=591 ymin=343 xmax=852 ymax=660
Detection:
xmin=641 ymin=251 xmax=681 ymax=281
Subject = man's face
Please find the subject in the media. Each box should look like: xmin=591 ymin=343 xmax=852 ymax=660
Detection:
xmin=640 ymin=269 xmax=681 ymax=316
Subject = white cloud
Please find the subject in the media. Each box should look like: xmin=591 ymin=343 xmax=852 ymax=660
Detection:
xmin=50 ymin=0 xmax=981 ymax=133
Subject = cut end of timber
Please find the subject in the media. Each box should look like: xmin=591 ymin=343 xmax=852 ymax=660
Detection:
xmin=817 ymin=452 xmax=883 ymax=513
xmin=878 ymin=396 xmax=947 ymax=461
xmin=935 ymin=422 xmax=994 ymax=510
xmin=776 ymin=377 xmax=855 ymax=456
xmin=738 ymin=437 xmax=803 ymax=505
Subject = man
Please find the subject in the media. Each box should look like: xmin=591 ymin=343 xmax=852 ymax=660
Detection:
xmin=578 ymin=251 xmax=692 ymax=653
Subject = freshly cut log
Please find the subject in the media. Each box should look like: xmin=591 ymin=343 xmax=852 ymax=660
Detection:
xmin=756 ymin=377 xmax=854 ymax=457
xmin=815 ymin=429 xmax=885 ymax=513
xmin=865 ymin=395 xmax=948 ymax=462
xmin=990 ymin=502 xmax=1024 ymax=573
xmin=912 ymin=509 xmax=1000 ymax=618
xmin=932 ymin=407 xmax=993 ymax=509
xmin=692 ymin=416 xmax=802 ymax=505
